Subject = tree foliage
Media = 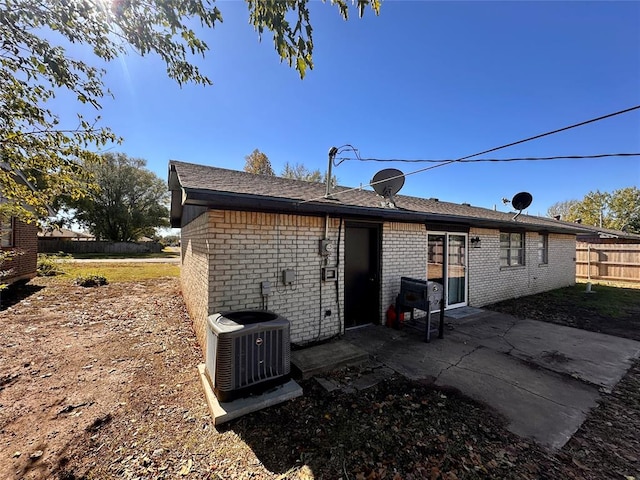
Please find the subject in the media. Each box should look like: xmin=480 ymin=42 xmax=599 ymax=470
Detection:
xmin=281 ymin=161 xmax=337 ymax=186
xmin=0 ymin=0 xmax=222 ymax=222
xmin=572 ymin=190 xmax=611 ymax=228
xmin=547 ymin=187 xmax=640 ymax=233
xmin=546 ymin=200 xmax=579 ymax=221
xmin=244 ymin=149 xmax=275 ymax=176
xmin=281 ymin=162 xmax=323 ymax=182
xmin=247 ymin=0 xmax=380 ymax=78
xmin=62 ymin=153 xmax=169 ymax=242
xmin=609 ymin=186 xmax=640 ymax=232
xmin=1 ymin=0 xmax=379 ymax=223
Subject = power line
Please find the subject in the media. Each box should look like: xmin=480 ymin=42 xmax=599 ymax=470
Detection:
xmin=300 ymin=104 xmax=640 ymax=204
xmin=451 ymin=104 xmax=640 ymax=162
xmin=334 ymin=152 xmax=640 ymax=164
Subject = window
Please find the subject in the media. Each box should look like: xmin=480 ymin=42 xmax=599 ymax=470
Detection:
xmin=537 ymin=233 xmax=548 ymax=264
xmin=1 ymin=216 xmax=14 ymax=248
xmin=500 ymin=232 xmax=524 ymax=267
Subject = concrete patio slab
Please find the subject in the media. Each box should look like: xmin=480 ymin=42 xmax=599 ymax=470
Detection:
xmin=291 ymin=340 xmax=368 ymax=379
xmin=198 ymin=364 xmax=303 ymax=426
xmin=443 ymin=306 xmax=487 ymax=319
xmin=344 ymin=310 xmax=640 ymax=449
xmin=447 ymin=314 xmax=640 ymax=390
xmin=438 ymin=347 xmax=600 ymax=448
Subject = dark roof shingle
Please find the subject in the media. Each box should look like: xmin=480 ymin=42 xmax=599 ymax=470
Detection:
xmin=169 ymin=160 xmax=584 ymax=234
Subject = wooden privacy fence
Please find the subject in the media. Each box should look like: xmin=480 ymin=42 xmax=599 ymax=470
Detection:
xmin=576 ymin=242 xmax=640 ymax=283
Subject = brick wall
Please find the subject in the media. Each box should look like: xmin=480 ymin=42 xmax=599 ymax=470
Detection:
xmin=180 ymin=212 xmax=211 ymax=349
xmin=181 ymin=210 xmax=344 ymax=352
xmin=180 ymin=211 xmax=577 ymax=351
xmin=380 ymin=222 xmax=427 ymax=321
xmin=468 ymin=228 xmax=576 ymax=307
xmin=1 ymin=219 xmax=37 ymax=284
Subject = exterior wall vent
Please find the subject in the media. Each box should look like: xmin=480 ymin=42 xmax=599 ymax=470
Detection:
xmin=205 ymin=311 xmax=291 ymax=402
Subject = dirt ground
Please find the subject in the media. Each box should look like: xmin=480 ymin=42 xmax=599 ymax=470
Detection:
xmin=1 ymin=277 xmax=638 ymax=479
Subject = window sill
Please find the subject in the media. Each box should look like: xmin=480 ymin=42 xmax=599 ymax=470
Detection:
xmin=538 ymin=263 xmax=548 ymax=267
xmin=499 ymin=265 xmax=526 ymax=271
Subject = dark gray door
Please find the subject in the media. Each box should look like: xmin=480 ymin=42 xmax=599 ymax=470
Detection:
xmin=344 ymin=224 xmax=380 ymax=328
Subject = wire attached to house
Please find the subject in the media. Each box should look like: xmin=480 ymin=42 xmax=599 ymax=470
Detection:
xmin=335 ymin=217 xmax=343 ymax=335
xmin=300 ymin=104 xmax=640 ymax=205
xmin=275 ymin=213 xmax=286 ymax=294
xmin=333 ymin=144 xmax=362 ymax=167
xmin=334 ymin=152 xmax=640 ymax=164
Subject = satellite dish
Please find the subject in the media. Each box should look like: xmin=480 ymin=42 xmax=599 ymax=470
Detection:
xmin=371 ymin=169 xmax=405 ymax=207
xmin=511 ymin=191 xmax=533 ymax=220
xmin=512 ymin=192 xmax=533 ymax=211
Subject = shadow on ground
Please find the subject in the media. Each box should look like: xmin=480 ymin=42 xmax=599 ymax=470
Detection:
xmin=0 ymin=282 xmax=44 ymax=310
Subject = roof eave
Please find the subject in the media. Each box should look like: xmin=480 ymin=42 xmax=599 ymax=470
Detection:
xmin=178 ymin=187 xmax=582 ymax=235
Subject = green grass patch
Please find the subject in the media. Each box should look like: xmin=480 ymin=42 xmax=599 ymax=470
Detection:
xmin=487 ymin=281 xmax=640 ymax=341
xmin=559 ymin=283 xmax=640 ymax=318
xmin=51 ymin=261 xmax=180 ymax=283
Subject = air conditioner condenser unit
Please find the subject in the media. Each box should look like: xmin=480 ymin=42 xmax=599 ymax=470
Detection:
xmin=205 ymin=310 xmax=291 ymax=402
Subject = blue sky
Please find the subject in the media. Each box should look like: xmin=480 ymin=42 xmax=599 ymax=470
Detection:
xmin=59 ymin=0 xmax=640 ymax=217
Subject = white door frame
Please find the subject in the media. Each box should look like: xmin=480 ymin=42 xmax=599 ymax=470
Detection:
xmin=427 ymin=231 xmax=469 ymax=309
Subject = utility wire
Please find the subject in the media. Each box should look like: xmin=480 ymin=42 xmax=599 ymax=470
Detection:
xmin=300 ymin=104 xmax=640 ymax=204
xmin=335 ymin=152 xmax=640 ymax=164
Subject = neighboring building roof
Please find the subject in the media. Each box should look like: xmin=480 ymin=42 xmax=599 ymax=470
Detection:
xmin=38 ymin=227 xmax=95 ymax=240
xmin=568 ymin=223 xmax=640 ymax=242
xmin=168 ymin=160 xmax=584 ymax=235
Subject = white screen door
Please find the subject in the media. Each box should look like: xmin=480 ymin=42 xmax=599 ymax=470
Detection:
xmin=427 ymin=232 xmax=467 ymax=308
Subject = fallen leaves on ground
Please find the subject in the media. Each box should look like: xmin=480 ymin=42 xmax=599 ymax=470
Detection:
xmin=0 ymin=278 xmax=638 ymax=479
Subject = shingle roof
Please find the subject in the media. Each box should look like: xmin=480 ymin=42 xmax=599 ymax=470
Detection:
xmin=168 ymin=160 xmax=584 ymax=234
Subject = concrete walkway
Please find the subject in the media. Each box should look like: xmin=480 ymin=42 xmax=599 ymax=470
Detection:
xmin=344 ymin=310 xmax=640 ymax=449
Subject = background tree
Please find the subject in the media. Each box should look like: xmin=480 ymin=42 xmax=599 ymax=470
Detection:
xmin=63 ymin=153 xmax=169 ymax=242
xmin=281 ymin=161 xmax=337 ymax=186
xmin=244 ymin=149 xmax=275 ymax=176
xmin=281 ymin=162 xmax=322 ymax=182
xmin=608 ymin=186 xmax=640 ymax=232
xmin=547 ymin=187 xmax=639 ymax=233
xmin=1 ymin=0 xmax=379 ymax=222
xmin=546 ymin=200 xmax=580 ymax=221
xmin=573 ymin=190 xmax=611 ymax=228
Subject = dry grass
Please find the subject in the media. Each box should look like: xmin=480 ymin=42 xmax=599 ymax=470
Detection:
xmin=53 ymin=261 xmax=180 ymax=283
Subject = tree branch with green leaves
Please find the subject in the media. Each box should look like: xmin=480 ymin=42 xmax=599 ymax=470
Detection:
xmin=1 ymin=0 xmax=379 ymax=223
xmin=547 ymin=186 xmax=640 ymax=233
